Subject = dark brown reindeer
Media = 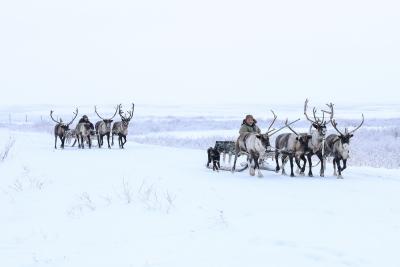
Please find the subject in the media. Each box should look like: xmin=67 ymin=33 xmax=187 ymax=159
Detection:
xmin=275 ymin=119 xmax=312 ymax=177
xmin=94 ymin=105 xmax=119 ymax=148
xmin=325 ymin=114 xmax=364 ymax=178
xmin=303 ymin=99 xmax=334 ymax=177
xmin=50 ymin=108 xmax=78 ymax=149
xmin=231 ymin=111 xmax=292 ymax=177
xmin=112 ymin=103 xmax=134 ymax=149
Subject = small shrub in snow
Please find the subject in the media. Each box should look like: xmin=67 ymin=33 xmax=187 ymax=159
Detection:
xmin=1 ymin=137 xmax=15 ymax=162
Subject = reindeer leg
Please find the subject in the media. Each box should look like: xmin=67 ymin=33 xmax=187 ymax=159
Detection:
xmin=281 ymin=155 xmax=287 ymax=175
xmin=275 ymin=151 xmax=280 ymax=173
xmin=339 ymin=159 xmax=347 ymax=178
xmin=88 ymin=135 xmax=92 ymax=149
xmin=54 ymin=135 xmax=57 ymax=149
xmin=300 ymin=155 xmax=307 ymax=175
xmin=317 ymin=151 xmax=324 ymax=177
xmin=123 ymin=135 xmax=127 ymax=148
xmin=333 ymin=159 xmax=337 ymax=176
xmin=295 ymin=157 xmax=302 ymax=174
xmin=336 ymin=158 xmax=343 ymax=179
xmin=120 ymin=135 xmax=126 ymax=149
xmin=111 ymin=133 xmax=114 ymax=146
xmin=341 ymin=159 xmax=347 ymax=172
xmin=61 ymin=136 xmax=65 ymax=149
xmin=249 ymin=156 xmax=255 ymax=176
xmin=119 ymin=134 xmax=123 ymax=149
xmin=107 ymin=133 xmax=111 ymax=149
xmin=255 ymin=156 xmax=263 ymax=178
xmin=289 ymin=155 xmax=295 ymax=177
xmin=307 ymin=154 xmax=313 ymax=177
xmin=72 ymin=138 xmax=77 ymax=147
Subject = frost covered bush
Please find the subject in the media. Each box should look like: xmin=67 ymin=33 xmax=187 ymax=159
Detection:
xmin=348 ymin=127 xmax=400 ymax=169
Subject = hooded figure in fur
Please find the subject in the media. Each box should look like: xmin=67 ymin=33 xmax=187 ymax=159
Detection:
xmin=239 ymin=115 xmax=261 ymax=134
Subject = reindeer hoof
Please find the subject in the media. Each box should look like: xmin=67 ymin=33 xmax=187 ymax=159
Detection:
xmin=258 ymin=173 xmax=263 ymax=178
xmin=337 ymin=175 xmax=343 ymax=179
xmin=290 ymin=174 xmax=295 ymax=177
xmin=299 ymin=172 xmax=305 ymax=176
xmin=308 ymin=173 xmax=313 ymax=177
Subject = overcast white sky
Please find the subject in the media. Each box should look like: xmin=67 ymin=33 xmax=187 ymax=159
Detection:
xmin=0 ymin=0 xmax=399 ymax=106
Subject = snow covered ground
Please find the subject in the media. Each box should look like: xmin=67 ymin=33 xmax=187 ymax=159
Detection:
xmin=1 ymin=127 xmax=400 ymax=267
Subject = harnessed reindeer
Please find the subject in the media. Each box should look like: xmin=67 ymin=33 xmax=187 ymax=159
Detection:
xmin=112 ymin=103 xmax=134 ymax=149
xmin=326 ymin=114 xmax=364 ymax=178
xmin=75 ymin=121 xmax=93 ymax=149
xmin=50 ymin=108 xmax=78 ymax=149
xmin=304 ymin=99 xmax=334 ymax=177
xmin=275 ymin=119 xmax=312 ymax=177
xmin=232 ymin=111 xmax=294 ymax=177
xmin=94 ymin=105 xmax=119 ymax=148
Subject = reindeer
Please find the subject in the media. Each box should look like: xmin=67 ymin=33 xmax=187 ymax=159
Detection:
xmin=325 ymin=114 xmax=364 ymax=178
xmin=231 ymin=111 xmax=291 ymax=177
xmin=50 ymin=108 xmax=78 ymax=149
xmin=75 ymin=122 xmax=92 ymax=149
xmin=303 ymin=99 xmax=334 ymax=177
xmin=112 ymin=103 xmax=134 ymax=149
xmin=94 ymin=105 xmax=119 ymax=148
xmin=275 ymin=119 xmax=312 ymax=177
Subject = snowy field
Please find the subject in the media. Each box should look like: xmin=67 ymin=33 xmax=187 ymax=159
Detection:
xmin=0 ymin=104 xmax=400 ymax=267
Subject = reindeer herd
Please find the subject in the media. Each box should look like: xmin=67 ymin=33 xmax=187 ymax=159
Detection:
xmin=50 ymin=100 xmax=364 ymax=179
xmin=50 ymin=104 xmax=134 ymax=149
xmin=220 ymin=99 xmax=364 ymax=179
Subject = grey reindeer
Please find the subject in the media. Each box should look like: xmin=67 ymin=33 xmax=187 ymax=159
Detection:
xmin=112 ymin=103 xmax=135 ymax=149
xmin=275 ymin=119 xmax=312 ymax=177
xmin=50 ymin=108 xmax=78 ymax=149
xmin=303 ymin=99 xmax=334 ymax=177
xmin=325 ymin=113 xmax=364 ymax=178
xmin=94 ymin=105 xmax=119 ymax=148
xmin=75 ymin=121 xmax=92 ymax=149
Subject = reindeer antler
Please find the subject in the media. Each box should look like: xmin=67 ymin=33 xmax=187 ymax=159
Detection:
xmin=118 ymin=104 xmax=127 ymax=120
xmin=66 ymin=108 xmax=78 ymax=126
xmin=269 ymin=118 xmax=300 ymax=137
xmin=110 ymin=105 xmax=119 ymax=120
xmin=304 ymin=99 xmax=317 ymax=124
xmin=267 ymin=110 xmax=277 ymax=133
xmin=50 ymin=110 xmax=61 ymax=124
xmin=348 ymin=114 xmax=364 ymax=134
xmin=321 ymin=103 xmax=334 ymax=125
xmin=305 ymin=99 xmax=335 ymax=126
xmin=330 ymin=119 xmax=344 ymax=136
xmin=95 ymin=105 xmax=119 ymax=120
xmin=127 ymin=103 xmax=135 ymax=120
xmin=285 ymin=118 xmax=299 ymax=136
xmin=94 ymin=106 xmax=105 ymax=120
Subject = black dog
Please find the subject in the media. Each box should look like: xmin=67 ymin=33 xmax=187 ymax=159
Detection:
xmin=207 ymin=147 xmax=221 ymax=171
